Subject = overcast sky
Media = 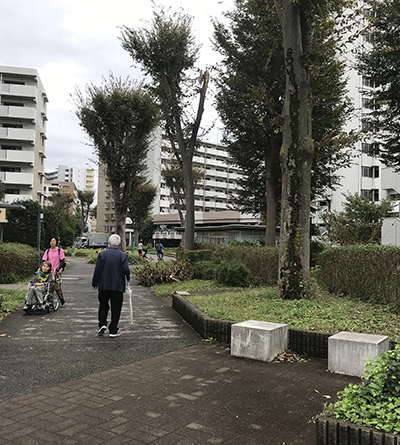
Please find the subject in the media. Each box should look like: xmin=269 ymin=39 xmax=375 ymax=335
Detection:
xmin=0 ymin=0 xmax=234 ymax=172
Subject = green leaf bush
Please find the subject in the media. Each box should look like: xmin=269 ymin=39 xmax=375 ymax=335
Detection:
xmin=0 ymin=243 xmax=38 ymax=283
xmin=316 ymin=244 xmax=400 ymax=311
xmin=179 ymin=245 xmax=279 ymax=286
xmin=133 ymin=260 xmax=193 ymax=286
xmin=215 ymin=261 xmax=251 ymax=287
xmin=324 ymin=344 xmax=400 ymax=435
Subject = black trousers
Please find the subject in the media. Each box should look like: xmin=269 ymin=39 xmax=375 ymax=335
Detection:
xmin=98 ymin=290 xmax=123 ymax=334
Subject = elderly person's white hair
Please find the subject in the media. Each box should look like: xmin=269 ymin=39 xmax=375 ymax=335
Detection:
xmin=108 ymin=234 xmax=121 ymax=247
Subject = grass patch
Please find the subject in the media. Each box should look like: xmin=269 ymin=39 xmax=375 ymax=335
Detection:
xmin=0 ymin=288 xmax=26 ymax=314
xmin=151 ymin=279 xmax=236 ymax=298
xmin=153 ymin=282 xmax=400 ymax=342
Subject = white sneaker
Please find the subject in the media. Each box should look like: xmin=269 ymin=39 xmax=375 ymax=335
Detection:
xmin=98 ymin=326 xmax=107 ymax=335
xmin=109 ymin=332 xmax=121 ymax=338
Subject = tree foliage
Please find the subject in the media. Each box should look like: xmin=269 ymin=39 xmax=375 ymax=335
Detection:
xmin=76 ymin=189 xmax=95 ymax=235
xmin=120 ymin=6 xmax=209 ymax=250
xmin=3 ymin=199 xmax=79 ymax=249
xmin=127 ymin=179 xmax=157 ymax=246
xmin=74 ymin=73 xmax=159 ymax=251
xmin=213 ymin=0 xmax=354 ymax=248
xmin=322 ymin=193 xmax=394 ymax=245
xmin=357 ymin=0 xmax=400 ymax=169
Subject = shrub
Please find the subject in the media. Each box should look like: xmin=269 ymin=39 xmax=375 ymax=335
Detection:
xmin=134 ymin=260 xmax=193 ymax=286
xmin=74 ymin=250 xmax=92 ymax=257
xmin=316 ymin=244 xmax=400 ymax=311
xmin=324 ymin=344 xmax=400 ymax=435
xmin=127 ymin=253 xmax=145 ymax=265
xmin=193 ymin=261 xmax=216 ymax=280
xmin=0 ymin=243 xmax=38 ymax=283
xmin=176 ymin=249 xmax=213 ymax=264
xmin=215 ymin=261 xmax=251 ymax=287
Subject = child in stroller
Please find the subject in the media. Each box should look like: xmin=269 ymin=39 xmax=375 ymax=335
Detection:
xmin=23 ymin=261 xmax=59 ymax=313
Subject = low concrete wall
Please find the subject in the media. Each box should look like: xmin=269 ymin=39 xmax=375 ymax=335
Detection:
xmin=172 ymin=293 xmax=398 ymax=358
xmin=316 ymin=416 xmax=400 ymax=444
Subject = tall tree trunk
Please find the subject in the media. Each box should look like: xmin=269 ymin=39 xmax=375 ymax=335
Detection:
xmin=183 ymin=156 xmax=195 ymax=250
xmin=112 ymin=184 xmax=127 ymax=252
xmin=275 ymin=0 xmax=314 ymax=299
xmin=265 ymin=155 xmax=279 ymax=247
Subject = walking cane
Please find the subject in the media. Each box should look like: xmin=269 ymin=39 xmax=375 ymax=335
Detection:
xmin=126 ymin=280 xmax=133 ymax=325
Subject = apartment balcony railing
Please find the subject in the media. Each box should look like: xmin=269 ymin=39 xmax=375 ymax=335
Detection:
xmin=0 ymin=105 xmax=36 ymax=121
xmin=0 ymin=128 xmax=35 ymax=143
xmin=5 ymin=193 xmax=33 ymax=202
xmin=0 ymin=83 xmax=37 ymax=99
xmin=0 ymin=171 xmax=34 ymax=186
xmin=0 ymin=149 xmax=34 ymax=165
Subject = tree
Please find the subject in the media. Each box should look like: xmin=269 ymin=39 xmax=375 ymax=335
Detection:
xmin=75 ymin=73 xmax=159 ymax=251
xmin=120 ymin=6 xmax=209 ymax=250
xmin=357 ymin=0 xmax=400 ymax=169
xmin=273 ymin=0 xmax=350 ymax=299
xmin=214 ymin=1 xmax=353 ymax=255
xmin=322 ymin=193 xmax=394 ymax=245
xmin=127 ymin=179 xmax=157 ymax=247
xmin=139 ymin=215 xmax=154 ymax=245
xmin=0 ymin=180 xmax=5 ymax=202
xmin=161 ymin=158 xmax=205 ymax=227
xmin=76 ymin=189 xmax=95 ymax=235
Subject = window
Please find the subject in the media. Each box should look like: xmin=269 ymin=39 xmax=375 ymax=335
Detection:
xmin=363 ymin=32 xmax=375 ymax=44
xmin=361 ymin=189 xmax=379 ymax=201
xmin=362 ymin=166 xmax=379 ymax=178
xmin=362 ymin=97 xmax=375 ymax=110
xmin=5 ymin=189 xmax=20 ymax=194
xmin=362 ymin=143 xmax=379 ymax=156
xmin=362 ymin=76 xmax=375 ymax=88
xmin=1 ymin=123 xmax=23 ymax=128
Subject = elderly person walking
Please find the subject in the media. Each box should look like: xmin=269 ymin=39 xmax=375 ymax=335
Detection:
xmin=92 ymin=234 xmax=131 ymax=337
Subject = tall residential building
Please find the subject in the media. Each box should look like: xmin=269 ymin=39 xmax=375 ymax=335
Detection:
xmin=0 ymin=66 xmax=48 ymax=204
xmin=45 ymin=165 xmax=95 ymax=191
xmin=96 ymin=129 xmax=261 ymax=244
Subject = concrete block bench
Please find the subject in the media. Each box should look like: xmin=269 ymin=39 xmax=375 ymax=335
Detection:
xmin=328 ymin=331 xmax=390 ymax=377
xmin=231 ymin=320 xmax=288 ymax=362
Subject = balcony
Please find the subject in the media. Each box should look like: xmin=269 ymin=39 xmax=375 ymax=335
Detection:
xmin=0 ymin=105 xmax=36 ymax=121
xmin=0 ymin=83 xmax=37 ymax=99
xmin=0 ymin=171 xmax=34 ymax=186
xmin=5 ymin=193 xmax=33 ymax=202
xmin=0 ymin=128 xmax=35 ymax=143
xmin=0 ymin=149 xmax=34 ymax=165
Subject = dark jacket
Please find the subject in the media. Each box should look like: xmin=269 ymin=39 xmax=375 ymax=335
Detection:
xmin=92 ymin=246 xmax=130 ymax=293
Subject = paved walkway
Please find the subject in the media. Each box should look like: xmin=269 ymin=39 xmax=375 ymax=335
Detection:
xmin=0 ymin=257 xmax=359 ymax=444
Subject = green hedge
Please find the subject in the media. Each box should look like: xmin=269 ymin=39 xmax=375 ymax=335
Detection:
xmin=316 ymin=244 xmax=400 ymax=310
xmin=0 ymin=243 xmax=38 ymax=283
xmin=180 ymin=246 xmax=279 ymax=286
xmin=176 ymin=249 xmax=214 ymax=263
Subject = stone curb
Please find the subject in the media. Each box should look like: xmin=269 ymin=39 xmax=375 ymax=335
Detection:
xmin=172 ymin=293 xmax=398 ymax=358
xmin=316 ymin=416 xmax=400 ymax=444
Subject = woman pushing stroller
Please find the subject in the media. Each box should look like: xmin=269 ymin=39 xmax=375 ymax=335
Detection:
xmin=23 ymin=261 xmax=52 ymax=311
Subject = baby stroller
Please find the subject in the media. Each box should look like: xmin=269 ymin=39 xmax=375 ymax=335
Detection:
xmin=23 ymin=278 xmax=60 ymax=313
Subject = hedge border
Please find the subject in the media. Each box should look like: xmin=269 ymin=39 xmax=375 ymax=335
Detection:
xmin=172 ymin=293 xmax=398 ymax=357
xmin=316 ymin=416 xmax=400 ymax=444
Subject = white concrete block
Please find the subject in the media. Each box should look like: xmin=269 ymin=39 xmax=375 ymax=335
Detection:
xmin=328 ymin=331 xmax=390 ymax=377
xmin=231 ymin=320 xmax=288 ymax=362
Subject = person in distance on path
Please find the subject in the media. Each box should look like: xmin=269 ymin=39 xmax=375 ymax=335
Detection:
xmin=92 ymin=234 xmax=131 ymax=338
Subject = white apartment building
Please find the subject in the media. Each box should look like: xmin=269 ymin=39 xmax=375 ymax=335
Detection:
xmin=45 ymin=165 xmax=95 ymax=192
xmin=0 ymin=66 xmax=48 ymax=204
xmin=312 ymin=11 xmax=400 ymax=234
xmin=96 ymin=128 xmax=260 ymax=244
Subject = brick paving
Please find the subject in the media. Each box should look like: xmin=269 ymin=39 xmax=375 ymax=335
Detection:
xmin=0 ymin=342 xmax=359 ymax=445
xmin=0 ymin=257 xmax=359 ymax=444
